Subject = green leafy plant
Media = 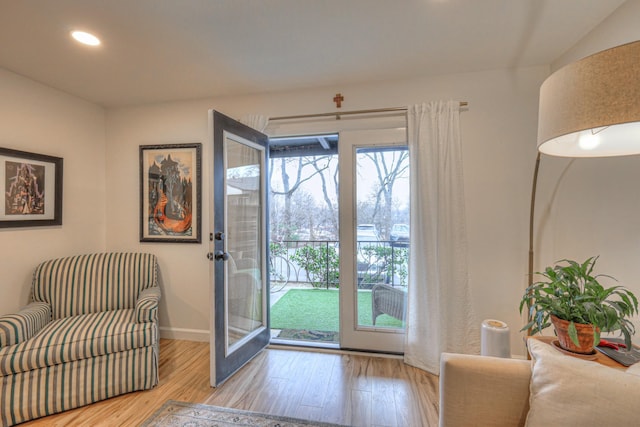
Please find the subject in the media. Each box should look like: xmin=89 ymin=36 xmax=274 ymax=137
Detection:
xmin=520 ymin=256 xmax=638 ymax=349
xmin=269 ymin=241 xmax=288 ymax=258
xmin=269 ymin=242 xmax=292 ymax=288
xmin=291 ymin=244 xmax=340 ymax=288
xmin=357 ymin=245 xmax=408 ymax=287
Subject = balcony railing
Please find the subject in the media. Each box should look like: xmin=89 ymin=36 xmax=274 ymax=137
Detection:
xmin=269 ymin=239 xmax=409 ymax=291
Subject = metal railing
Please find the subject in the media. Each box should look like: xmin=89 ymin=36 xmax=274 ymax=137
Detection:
xmin=269 ymin=239 xmax=409 ymax=291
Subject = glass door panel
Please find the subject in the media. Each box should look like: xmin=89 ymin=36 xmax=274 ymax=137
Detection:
xmin=211 ymin=110 xmax=269 ymax=387
xmin=339 ymin=128 xmax=409 ymax=353
xmin=225 ymin=136 xmax=264 ymax=350
xmin=355 ymin=147 xmax=409 ymax=331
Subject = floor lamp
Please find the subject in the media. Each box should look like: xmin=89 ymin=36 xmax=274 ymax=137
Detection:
xmin=528 ymin=40 xmax=640 ymax=325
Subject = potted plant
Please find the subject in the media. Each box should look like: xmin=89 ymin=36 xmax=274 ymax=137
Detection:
xmin=520 ymin=256 xmax=638 ymax=354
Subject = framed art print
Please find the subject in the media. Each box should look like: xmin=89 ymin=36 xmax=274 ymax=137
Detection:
xmin=0 ymin=147 xmax=63 ymax=228
xmin=140 ymin=143 xmax=202 ymax=243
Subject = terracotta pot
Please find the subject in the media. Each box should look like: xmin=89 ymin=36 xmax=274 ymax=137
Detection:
xmin=550 ymin=315 xmax=599 ymax=354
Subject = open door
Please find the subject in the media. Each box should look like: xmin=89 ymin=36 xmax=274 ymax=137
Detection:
xmin=210 ymin=110 xmax=269 ymax=386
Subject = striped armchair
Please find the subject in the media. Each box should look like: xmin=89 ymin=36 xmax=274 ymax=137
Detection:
xmin=0 ymin=252 xmax=161 ymax=426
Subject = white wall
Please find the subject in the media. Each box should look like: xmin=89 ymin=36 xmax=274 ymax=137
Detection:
xmin=7 ymin=0 xmax=637 ymax=354
xmin=534 ymin=1 xmax=640 ymax=344
xmin=106 ymin=65 xmax=548 ymax=353
xmin=105 ymin=102 xmax=212 ymax=341
xmin=552 ymin=0 xmax=640 ymax=70
xmin=0 ymin=68 xmax=107 ymax=315
xmin=2 ymin=2 xmax=636 ymax=357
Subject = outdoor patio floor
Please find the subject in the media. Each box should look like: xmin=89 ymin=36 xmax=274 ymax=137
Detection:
xmin=269 ymin=282 xmax=404 ymax=344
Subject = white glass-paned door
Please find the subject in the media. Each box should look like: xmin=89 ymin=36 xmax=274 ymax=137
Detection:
xmin=339 ymin=128 xmax=409 ymax=353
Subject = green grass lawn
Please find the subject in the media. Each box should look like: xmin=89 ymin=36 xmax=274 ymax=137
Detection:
xmin=270 ymin=288 xmax=404 ymax=332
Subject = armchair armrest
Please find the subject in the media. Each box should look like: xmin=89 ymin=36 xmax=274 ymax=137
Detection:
xmin=135 ymin=287 xmax=161 ymax=323
xmin=0 ymin=302 xmax=51 ymax=348
xmin=439 ymin=353 xmax=531 ymax=427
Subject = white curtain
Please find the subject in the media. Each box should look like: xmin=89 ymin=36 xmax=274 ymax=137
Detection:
xmin=404 ymin=101 xmax=478 ymax=375
xmin=240 ymin=114 xmax=270 ymax=133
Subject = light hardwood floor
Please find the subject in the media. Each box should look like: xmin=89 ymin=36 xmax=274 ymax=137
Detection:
xmin=22 ymin=339 xmax=439 ymax=427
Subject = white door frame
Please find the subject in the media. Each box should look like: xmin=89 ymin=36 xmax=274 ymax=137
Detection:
xmin=338 ymin=128 xmax=409 ymax=353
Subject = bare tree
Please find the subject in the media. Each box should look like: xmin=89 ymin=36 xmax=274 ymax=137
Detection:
xmin=269 ymin=156 xmax=332 ymax=240
xmin=362 ymin=150 xmax=409 ymax=238
xmin=311 ymin=157 xmax=338 ymax=236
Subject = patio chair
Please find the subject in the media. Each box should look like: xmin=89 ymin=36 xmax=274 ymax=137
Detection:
xmin=372 ymin=283 xmax=407 ymax=325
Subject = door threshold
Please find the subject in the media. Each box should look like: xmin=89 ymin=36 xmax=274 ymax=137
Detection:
xmin=268 ymin=340 xmax=404 ymax=359
xmin=270 ymin=338 xmax=340 ymax=350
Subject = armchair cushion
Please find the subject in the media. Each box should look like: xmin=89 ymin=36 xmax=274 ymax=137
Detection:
xmin=0 ymin=308 xmax=156 ymax=376
xmin=525 ymin=338 xmax=640 ymax=427
xmin=0 ymin=302 xmax=51 ymax=348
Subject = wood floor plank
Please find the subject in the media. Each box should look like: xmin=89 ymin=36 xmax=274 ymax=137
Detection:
xmin=272 ymin=350 xmax=320 ymax=419
xmin=350 ymin=389 xmax=372 ymax=427
xmin=395 ymin=360 xmax=439 ymax=426
xmin=320 ymin=355 xmax=355 ymax=425
xmin=351 ymin=354 xmax=374 ymax=392
xmin=293 ymin=404 xmax=325 ymax=423
xmin=370 ymin=357 xmax=399 ymax=427
xmin=299 ymin=352 xmax=336 ymax=408
xmin=254 ymin=376 xmax=288 ymax=414
xmin=20 ymin=339 xmax=439 ymax=427
xmin=205 ymin=350 xmax=269 ymax=409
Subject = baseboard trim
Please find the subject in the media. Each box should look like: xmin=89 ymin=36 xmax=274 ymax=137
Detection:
xmin=159 ymin=327 xmax=209 ymax=342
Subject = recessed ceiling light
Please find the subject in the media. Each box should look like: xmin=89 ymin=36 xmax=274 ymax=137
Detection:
xmin=71 ymin=31 xmax=101 ymax=46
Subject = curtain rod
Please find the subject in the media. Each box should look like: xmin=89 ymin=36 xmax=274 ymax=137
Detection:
xmin=270 ymin=102 xmax=468 ymax=122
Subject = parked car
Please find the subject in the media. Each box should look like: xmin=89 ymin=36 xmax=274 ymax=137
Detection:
xmin=356 ymin=245 xmax=386 ymax=288
xmin=356 ymin=224 xmax=380 ymax=242
xmin=355 ymin=225 xmax=380 ymax=286
xmin=390 ymin=223 xmax=409 ymax=246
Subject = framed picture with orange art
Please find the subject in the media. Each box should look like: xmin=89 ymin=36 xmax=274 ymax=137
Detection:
xmin=139 ymin=143 xmax=202 ymax=243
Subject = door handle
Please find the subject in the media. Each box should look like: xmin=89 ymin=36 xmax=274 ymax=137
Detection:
xmin=214 ymin=251 xmax=229 ymax=261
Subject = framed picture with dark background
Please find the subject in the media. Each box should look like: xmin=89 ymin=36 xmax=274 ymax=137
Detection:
xmin=140 ymin=143 xmax=202 ymax=243
xmin=1 ymin=147 xmax=63 ymax=228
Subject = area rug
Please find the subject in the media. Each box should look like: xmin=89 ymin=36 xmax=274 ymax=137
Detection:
xmin=277 ymin=328 xmax=339 ymax=342
xmin=141 ymin=400 xmax=349 ymax=427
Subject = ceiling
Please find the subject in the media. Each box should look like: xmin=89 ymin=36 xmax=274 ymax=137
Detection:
xmin=0 ymin=0 xmax=627 ymax=108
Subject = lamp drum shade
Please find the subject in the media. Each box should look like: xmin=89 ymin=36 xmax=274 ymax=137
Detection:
xmin=537 ymin=40 xmax=640 ymax=157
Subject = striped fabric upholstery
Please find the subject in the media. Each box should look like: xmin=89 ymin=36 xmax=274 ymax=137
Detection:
xmin=0 ymin=302 xmax=51 ymax=348
xmin=0 ymin=309 xmax=156 ymax=376
xmin=32 ymin=252 xmax=158 ymax=319
xmin=135 ymin=287 xmax=162 ymax=323
xmin=1 ymin=346 xmax=157 ymax=427
xmin=0 ymin=252 xmax=160 ymax=426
